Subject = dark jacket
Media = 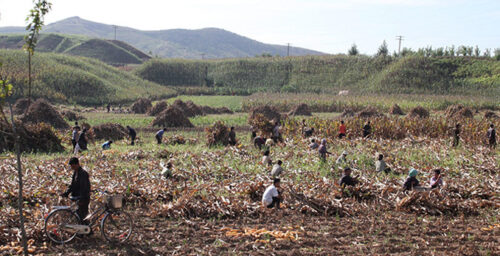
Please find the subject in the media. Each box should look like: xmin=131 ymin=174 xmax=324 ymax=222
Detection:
xmin=339 ymin=175 xmax=357 ymax=187
xmin=64 ymin=167 xmax=91 ymax=200
xmin=128 ymin=127 xmax=136 ymax=138
xmin=78 ymin=131 xmax=88 ymax=150
xmin=403 ymin=176 xmax=419 ymax=191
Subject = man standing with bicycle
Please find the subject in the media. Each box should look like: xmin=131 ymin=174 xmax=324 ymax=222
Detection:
xmin=61 ymin=157 xmax=91 ymax=224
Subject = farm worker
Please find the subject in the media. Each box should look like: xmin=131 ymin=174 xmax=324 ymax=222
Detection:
xmin=265 ymin=138 xmax=275 ymax=147
xmin=375 ymin=154 xmax=391 ymax=174
xmin=262 ymin=178 xmax=282 ymax=209
xmin=106 ymin=104 xmax=111 ymax=113
xmin=262 ymin=150 xmax=272 ymax=166
xmin=61 ymin=157 xmax=91 ymax=223
xmin=228 ymin=127 xmax=237 ymax=146
xmin=254 ymin=135 xmax=266 ymax=150
xmin=271 ymin=160 xmax=284 ymax=178
xmin=250 ymin=130 xmax=257 ymax=140
xmin=338 ymin=120 xmax=346 ymax=139
xmin=102 ymin=140 xmax=113 ymax=150
xmin=155 ymin=128 xmax=166 ymax=145
xmin=272 ymin=122 xmax=282 ymax=143
xmin=127 ymin=126 xmax=136 ymax=145
xmin=336 ymin=151 xmax=348 ymax=165
xmin=487 ymin=124 xmax=496 ymax=149
xmin=339 ymin=167 xmax=358 ymax=187
xmin=161 ymin=162 xmax=173 ymax=178
xmin=73 ymin=121 xmax=81 ymax=131
xmin=71 ymin=126 xmax=80 ymax=151
xmin=429 ymin=169 xmax=443 ymax=189
xmin=403 ymin=169 xmax=420 ymax=191
xmin=363 ymin=121 xmax=372 ymax=138
xmin=318 ymin=139 xmax=331 ymax=161
xmin=304 ymin=127 xmax=315 ymax=138
xmin=76 ymin=128 xmax=88 ymax=152
xmin=309 ymin=139 xmax=319 ymax=150
xmin=453 ymin=123 xmax=460 ymax=147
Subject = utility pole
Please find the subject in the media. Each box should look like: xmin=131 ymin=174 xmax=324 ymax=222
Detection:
xmin=112 ymin=25 xmax=117 ymax=40
xmin=287 ymin=43 xmax=290 ymax=57
xmin=395 ymin=35 xmax=404 ymax=55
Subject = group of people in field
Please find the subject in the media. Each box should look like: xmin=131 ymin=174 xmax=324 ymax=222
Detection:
xmin=258 ymin=119 xmax=496 ymax=209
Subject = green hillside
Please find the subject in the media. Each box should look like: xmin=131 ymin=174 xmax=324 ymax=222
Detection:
xmin=0 ymin=49 xmax=175 ymax=105
xmin=135 ymin=55 xmax=500 ymax=96
xmin=0 ymin=33 xmax=151 ymax=65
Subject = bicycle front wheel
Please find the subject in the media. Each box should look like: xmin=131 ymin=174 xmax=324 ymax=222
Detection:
xmin=101 ymin=211 xmax=133 ymax=243
xmin=44 ymin=209 xmax=80 ymax=244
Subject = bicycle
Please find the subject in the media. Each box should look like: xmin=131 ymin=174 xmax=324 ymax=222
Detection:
xmin=44 ymin=190 xmax=133 ymax=244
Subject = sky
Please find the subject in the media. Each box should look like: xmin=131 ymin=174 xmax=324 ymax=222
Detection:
xmin=0 ymin=0 xmax=498 ymax=55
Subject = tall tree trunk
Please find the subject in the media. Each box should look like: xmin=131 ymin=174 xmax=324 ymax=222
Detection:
xmin=9 ymin=103 xmax=28 ymax=256
xmin=27 ymin=52 xmax=32 ymax=106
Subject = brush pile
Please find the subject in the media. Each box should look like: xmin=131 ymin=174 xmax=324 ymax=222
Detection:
xmin=0 ymin=120 xmax=64 ymax=153
xmin=171 ymin=100 xmax=203 ymax=117
xmin=60 ymin=109 xmax=85 ymax=121
xmin=20 ymin=99 xmax=69 ymax=129
xmin=147 ymin=101 xmax=168 ymax=116
xmin=206 ymin=121 xmax=230 ymax=146
xmin=288 ymin=104 xmax=312 ymax=116
xmin=341 ymin=108 xmax=356 ymax=118
xmin=12 ymin=98 xmax=30 ymax=115
xmin=151 ymin=106 xmax=194 ymax=128
xmin=131 ymin=98 xmax=152 ymax=114
xmin=445 ymin=105 xmax=474 ymax=119
xmin=249 ymin=105 xmax=281 ymax=123
xmin=389 ymin=104 xmax=404 ymax=115
xmin=90 ymin=123 xmax=128 ymax=141
xmin=200 ymin=106 xmax=234 ymax=115
xmin=356 ymin=107 xmax=383 ymax=118
xmin=407 ymin=106 xmax=430 ymax=118
xmin=484 ymin=111 xmax=498 ymax=119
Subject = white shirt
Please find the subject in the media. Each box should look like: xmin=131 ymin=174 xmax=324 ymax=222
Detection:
xmin=376 ymin=160 xmax=387 ymax=172
xmin=262 ymin=185 xmax=279 ymax=205
xmin=265 ymin=138 xmax=274 ymax=146
xmin=271 ymin=164 xmax=283 ymax=177
xmin=262 ymin=155 xmax=271 ymax=165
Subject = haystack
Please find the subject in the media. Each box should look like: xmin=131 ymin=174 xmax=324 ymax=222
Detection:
xmin=151 ymin=106 xmax=194 ymax=128
xmin=407 ymin=106 xmax=429 ymax=118
xmin=206 ymin=121 xmax=230 ymax=146
xmin=288 ymin=104 xmax=312 ymax=116
xmin=200 ymin=106 xmax=234 ymax=115
xmin=357 ymin=107 xmax=383 ymax=118
xmin=0 ymin=120 xmax=64 ymax=153
xmin=249 ymin=105 xmax=281 ymax=123
xmin=147 ymin=101 xmax=168 ymax=116
xmin=12 ymin=98 xmax=30 ymax=115
xmin=21 ymin=99 xmax=69 ymax=129
xmin=171 ymin=100 xmax=203 ymax=117
xmin=91 ymin=123 xmax=128 ymax=141
xmin=131 ymin=98 xmax=152 ymax=114
xmin=445 ymin=105 xmax=473 ymax=119
xmin=340 ymin=108 xmax=356 ymax=118
xmin=484 ymin=111 xmax=498 ymax=119
xmin=60 ymin=109 xmax=85 ymax=121
xmin=389 ymin=104 xmax=404 ymax=115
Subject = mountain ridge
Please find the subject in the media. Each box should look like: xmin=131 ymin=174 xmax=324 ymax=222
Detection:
xmin=0 ymin=16 xmax=324 ymax=59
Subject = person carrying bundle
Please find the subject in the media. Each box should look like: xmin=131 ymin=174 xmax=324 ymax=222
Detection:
xmin=262 ymin=178 xmax=282 ymax=209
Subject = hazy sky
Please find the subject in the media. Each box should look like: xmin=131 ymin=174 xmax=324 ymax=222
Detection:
xmin=0 ymin=0 xmax=498 ymax=54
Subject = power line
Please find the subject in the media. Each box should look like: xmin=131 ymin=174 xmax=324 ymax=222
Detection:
xmin=395 ymin=35 xmax=404 ymax=55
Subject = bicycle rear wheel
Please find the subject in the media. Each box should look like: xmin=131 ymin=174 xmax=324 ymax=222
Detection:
xmin=44 ymin=209 xmax=80 ymax=244
xmin=101 ymin=211 xmax=133 ymax=243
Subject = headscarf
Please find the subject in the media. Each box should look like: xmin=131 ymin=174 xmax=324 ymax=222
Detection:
xmin=409 ymin=169 xmax=418 ymax=177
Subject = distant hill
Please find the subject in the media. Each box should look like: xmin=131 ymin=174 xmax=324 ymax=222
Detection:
xmin=0 ymin=49 xmax=174 ymax=105
xmin=0 ymin=16 xmax=323 ymax=59
xmin=0 ymin=33 xmax=150 ymax=65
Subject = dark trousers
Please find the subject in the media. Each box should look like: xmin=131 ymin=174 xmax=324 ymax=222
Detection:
xmin=156 ymin=135 xmax=162 ymax=144
xmin=338 ymin=133 xmax=346 ymax=139
xmin=77 ymin=198 xmax=90 ymax=224
xmin=131 ymin=136 xmax=136 ymax=145
xmin=267 ymin=197 xmax=281 ymax=209
xmin=363 ymin=131 xmax=370 ymax=138
xmin=453 ymin=136 xmax=459 ymax=147
xmin=71 ymin=139 xmax=77 ymax=150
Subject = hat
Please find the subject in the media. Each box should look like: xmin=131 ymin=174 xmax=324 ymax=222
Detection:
xmin=409 ymin=169 xmax=418 ymax=177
